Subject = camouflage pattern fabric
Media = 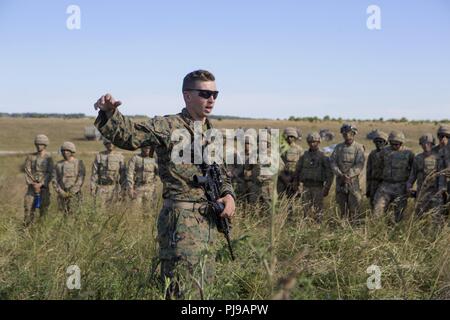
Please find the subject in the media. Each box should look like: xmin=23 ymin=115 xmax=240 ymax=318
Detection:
xmin=366 ymin=149 xmax=384 ymax=208
xmin=52 ymin=158 xmax=86 ymax=215
xmin=296 ymin=149 xmax=334 ymax=220
xmin=330 ymin=141 xmax=365 ymax=220
xmin=23 ymin=152 xmax=54 ymax=225
xmin=91 ymin=150 xmax=125 ymax=207
xmin=94 ymin=107 xmax=235 ymax=298
xmin=278 ymin=143 xmax=303 ymax=197
xmin=407 ymin=150 xmax=444 ymax=217
xmin=373 ymin=146 xmax=414 ymax=222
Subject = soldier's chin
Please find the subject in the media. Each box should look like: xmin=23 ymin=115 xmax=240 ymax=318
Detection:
xmin=204 ymin=106 xmax=213 ymax=115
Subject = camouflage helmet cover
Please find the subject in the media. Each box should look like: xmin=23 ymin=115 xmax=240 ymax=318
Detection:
xmin=284 ymin=127 xmax=298 ymax=138
xmin=437 ymin=125 xmax=450 ymax=136
xmin=388 ymin=131 xmax=406 ymax=144
xmin=419 ymin=133 xmax=435 ymax=145
xmin=307 ymin=132 xmax=321 ymax=142
xmin=61 ymin=141 xmax=76 ymax=153
xmin=373 ymin=130 xmax=388 ymax=142
xmin=340 ymin=123 xmax=358 ymax=134
xmin=34 ymin=134 xmax=49 ymax=146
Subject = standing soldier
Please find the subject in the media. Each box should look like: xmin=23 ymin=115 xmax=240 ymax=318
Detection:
xmin=255 ymin=133 xmax=281 ymax=211
xmin=330 ymin=124 xmax=365 ymax=220
xmin=407 ymin=133 xmax=444 ymax=218
xmin=126 ymin=145 xmax=159 ymax=211
xmin=90 ymin=138 xmax=125 ymax=208
xmin=23 ymin=134 xmax=54 ymax=226
xmin=295 ymin=132 xmax=334 ymax=221
xmin=53 ymin=142 xmax=86 ymax=215
xmin=373 ymin=131 xmax=414 ymax=222
xmin=366 ymin=130 xmax=388 ymax=208
xmin=435 ymin=125 xmax=450 ymax=207
xmin=93 ymin=70 xmax=235 ymax=299
xmin=278 ymin=127 xmax=303 ymax=198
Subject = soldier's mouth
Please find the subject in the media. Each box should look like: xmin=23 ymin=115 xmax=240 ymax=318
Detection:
xmin=205 ymin=106 xmax=213 ymax=113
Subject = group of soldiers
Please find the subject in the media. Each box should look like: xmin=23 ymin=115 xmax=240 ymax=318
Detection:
xmin=226 ymin=124 xmax=450 ymax=223
xmin=23 ymin=135 xmax=160 ymax=226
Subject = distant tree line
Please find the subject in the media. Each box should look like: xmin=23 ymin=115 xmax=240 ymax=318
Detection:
xmin=288 ymin=115 xmax=450 ymax=125
xmin=0 ymin=113 xmax=86 ymax=119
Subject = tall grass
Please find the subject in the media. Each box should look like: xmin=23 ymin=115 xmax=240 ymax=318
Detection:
xmin=0 ymin=188 xmax=448 ymax=300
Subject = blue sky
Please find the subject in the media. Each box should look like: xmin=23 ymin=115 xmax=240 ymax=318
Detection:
xmin=0 ymin=0 xmax=449 ymax=120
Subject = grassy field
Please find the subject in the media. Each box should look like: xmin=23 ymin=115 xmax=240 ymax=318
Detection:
xmin=0 ymin=117 xmax=449 ymax=300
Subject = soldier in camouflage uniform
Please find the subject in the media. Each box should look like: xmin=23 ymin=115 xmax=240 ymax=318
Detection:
xmin=435 ymin=125 xmax=450 ymax=210
xmin=278 ymin=127 xmax=303 ymax=198
xmin=93 ymin=70 xmax=235 ymax=299
xmin=126 ymin=145 xmax=159 ymax=210
xmin=407 ymin=133 xmax=445 ymax=218
xmin=23 ymin=134 xmax=54 ymax=226
xmin=295 ymin=132 xmax=333 ymax=221
xmin=90 ymin=138 xmax=126 ymax=208
xmin=330 ymin=124 xmax=365 ymax=220
xmin=366 ymin=130 xmax=388 ymax=208
xmin=53 ymin=142 xmax=86 ymax=215
xmin=373 ymin=131 xmax=414 ymax=222
xmin=254 ymin=133 xmax=282 ymax=211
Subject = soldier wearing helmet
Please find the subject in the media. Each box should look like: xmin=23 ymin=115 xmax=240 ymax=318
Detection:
xmin=434 ymin=125 xmax=450 ymax=208
xmin=330 ymin=123 xmax=366 ymax=220
xmin=366 ymin=130 xmax=388 ymax=208
xmin=373 ymin=131 xmax=414 ymax=222
xmin=91 ymin=138 xmax=126 ymax=208
xmin=254 ymin=130 xmax=283 ymax=211
xmin=407 ymin=133 xmax=445 ymax=219
xmin=23 ymin=134 xmax=54 ymax=226
xmin=126 ymin=145 xmax=160 ymax=212
xmin=278 ymin=127 xmax=303 ymax=198
xmin=52 ymin=141 xmax=86 ymax=214
xmin=295 ymin=132 xmax=334 ymax=221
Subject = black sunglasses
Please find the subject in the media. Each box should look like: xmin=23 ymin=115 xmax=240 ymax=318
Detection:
xmin=185 ymin=89 xmax=219 ymax=100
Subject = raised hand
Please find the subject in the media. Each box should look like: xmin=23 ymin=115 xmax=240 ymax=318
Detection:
xmin=94 ymin=93 xmax=122 ymax=116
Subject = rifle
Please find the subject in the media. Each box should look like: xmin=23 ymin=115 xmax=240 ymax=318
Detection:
xmin=193 ymin=162 xmax=235 ymax=261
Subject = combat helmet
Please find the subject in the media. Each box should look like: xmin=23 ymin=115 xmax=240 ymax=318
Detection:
xmin=388 ymin=131 xmax=406 ymax=144
xmin=284 ymin=127 xmax=298 ymax=139
xmin=306 ymin=132 xmax=321 ymax=143
xmin=34 ymin=134 xmax=49 ymax=146
xmin=340 ymin=123 xmax=358 ymax=134
xmin=61 ymin=141 xmax=76 ymax=153
xmin=419 ymin=133 xmax=435 ymax=145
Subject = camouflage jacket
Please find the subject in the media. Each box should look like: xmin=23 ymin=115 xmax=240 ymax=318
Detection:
xmin=126 ymin=154 xmax=159 ymax=188
xmin=407 ymin=151 xmax=441 ymax=192
xmin=330 ymin=141 xmax=365 ymax=191
xmin=281 ymin=144 xmax=303 ymax=174
xmin=90 ymin=151 xmax=125 ymax=189
xmin=94 ymin=108 xmax=235 ymax=202
xmin=366 ymin=149 xmax=384 ymax=187
xmin=296 ymin=149 xmax=333 ymax=190
xmin=53 ymin=158 xmax=86 ymax=194
xmin=379 ymin=146 xmax=414 ymax=183
xmin=24 ymin=152 xmax=54 ymax=188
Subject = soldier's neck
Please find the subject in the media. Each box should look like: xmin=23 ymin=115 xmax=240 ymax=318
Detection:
xmin=186 ymin=107 xmax=207 ymax=124
xmin=37 ymin=150 xmax=46 ymax=156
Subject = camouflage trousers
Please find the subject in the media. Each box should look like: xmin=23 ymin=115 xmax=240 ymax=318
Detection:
xmin=130 ymin=184 xmax=156 ymax=213
xmin=277 ymin=174 xmax=301 ymax=198
xmin=335 ymin=187 xmax=362 ymax=220
xmin=255 ymin=178 xmax=277 ymax=211
xmin=57 ymin=192 xmax=82 ymax=215
xmin=302 ymin=184 xmax=325 ymax=221
xmin=95 ymin=184 xmax=120 ymax=209
xmin=24 ymin=186 xmax=50 ymax=226
xmin=157 ymin=202 xmax=217 ymax=299
xmin=414 ymin=188 xmax=445 ymax=219
xmin=373 ymin=182 xmax=408 ymax=222
xmin=367 ymin=179 xmax=382 ymax=208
